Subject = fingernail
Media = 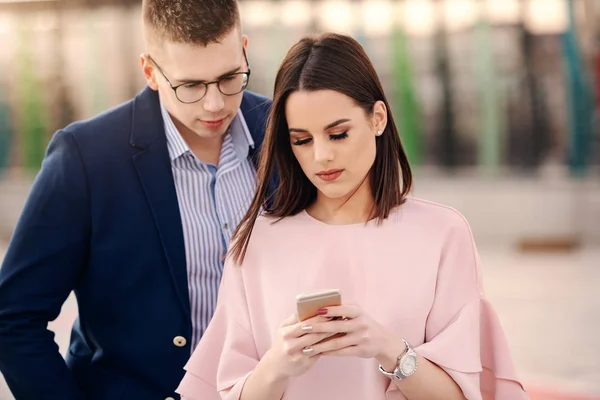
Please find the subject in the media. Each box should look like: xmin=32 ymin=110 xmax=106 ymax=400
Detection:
xmin=301 ymin=325 xmax=313 ymax=332
xmin=302 ymin=347 xmax=314 ymax=355
xmin=317 ymin=308 xmax=328 ymax=316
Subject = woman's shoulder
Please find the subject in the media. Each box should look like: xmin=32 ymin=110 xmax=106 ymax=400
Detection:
xmin=233 ymin=212 xmax=309 ymax=264
xmin=255 ymin=211 xmax=308 ymax=227
xmin=397 ymin=198 xmax=479 ymax=264
xmin=394 ymin=197 xmax=473 ymax=233
xmin=250 ymin=211 xmax=309 ymax=238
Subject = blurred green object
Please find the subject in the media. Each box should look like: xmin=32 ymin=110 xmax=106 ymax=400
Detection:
xmin=16 ymin=22 xmax=49 ymax=173
xmin=562 ymin=0 xmax=594 ymax=175
xmin=474 ymin=17 xmax=502 ymax=174
xmin=0 ymin=85 xmax=11 ymax=174
xmin=390 ymin=27 xmax=420 ymax=167
xmin=87 ymin=13 xmax=108 ymax=116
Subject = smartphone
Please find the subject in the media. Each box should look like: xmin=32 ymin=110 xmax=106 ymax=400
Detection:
xmin=296 ymin=289 xmax=345 ymax=344
xmin=296 ymin=289 xmax=342 ymax=321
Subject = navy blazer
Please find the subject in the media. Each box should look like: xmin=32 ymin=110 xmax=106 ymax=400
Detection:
xmin=0 ymin=87 xmax=271 ymax=400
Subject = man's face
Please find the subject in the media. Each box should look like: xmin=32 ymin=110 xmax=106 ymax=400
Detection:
xmin=142 ymin=26 xmax=248 ymax=141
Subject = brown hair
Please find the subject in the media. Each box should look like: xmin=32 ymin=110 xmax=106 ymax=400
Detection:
xmin=142 ymin=0 xmax=240 ymax=46
xmin=230 ymin=32 xmax=413 ymax=264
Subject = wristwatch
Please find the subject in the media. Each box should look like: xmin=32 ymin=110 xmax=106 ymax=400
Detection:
xmin=378 ymin=338 xmax=418 ymax=380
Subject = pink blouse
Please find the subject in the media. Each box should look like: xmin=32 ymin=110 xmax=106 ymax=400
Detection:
xmin=176 ymin=198 xmax=528 ymax=400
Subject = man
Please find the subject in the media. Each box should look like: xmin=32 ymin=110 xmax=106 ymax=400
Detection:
xmin=0 ymin=1 xmax=270 ymax=399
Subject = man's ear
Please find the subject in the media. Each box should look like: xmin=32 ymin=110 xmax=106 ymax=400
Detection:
xmin=140 ymin=54 xmax=159 ymax=91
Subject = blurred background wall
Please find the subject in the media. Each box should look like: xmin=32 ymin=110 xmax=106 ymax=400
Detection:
xmin=0 ymin=0 xmax=599 ymax=248
xmin=0 ymin=1 xmax=600 ymax=398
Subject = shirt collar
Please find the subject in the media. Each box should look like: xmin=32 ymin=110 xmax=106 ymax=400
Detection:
xmin=160 ymin=100 xmax=189 ymax=161
xmin=230 ymin=108 xmax=255 ymax=161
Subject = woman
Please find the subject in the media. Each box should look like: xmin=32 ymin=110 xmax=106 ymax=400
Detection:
xmin=176 ymin=33 xmax=527 ymax=400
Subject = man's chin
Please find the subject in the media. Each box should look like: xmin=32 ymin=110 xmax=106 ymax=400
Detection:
xmin=195 ymin=128 xmax=227 ymax=140
xmin=192 ymin=120 xmax=230 ymax=140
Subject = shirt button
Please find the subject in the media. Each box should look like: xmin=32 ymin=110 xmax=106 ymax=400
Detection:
xmin=173 ymin=336 xmax=187 ymax=347
xmin=223 ymin=223 xmax=229 ymax=230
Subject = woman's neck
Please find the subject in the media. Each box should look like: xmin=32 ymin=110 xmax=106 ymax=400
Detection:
xmin=307 ymin=179 xmax=374 ymax=225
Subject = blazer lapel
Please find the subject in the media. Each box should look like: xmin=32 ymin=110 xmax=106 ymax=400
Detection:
xmin=129 ymin=87 xmax=190 ymax=317
xmin=241 ymin=91 xmax=270 ymax=169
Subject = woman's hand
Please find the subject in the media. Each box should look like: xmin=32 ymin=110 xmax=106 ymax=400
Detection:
xmin=301 ymin=305 xmax=406 ymax=369
xmin=240 ymin=313 xmax=336 ymax=400
xmin=260 ymin=313 xmax=337 ymax=381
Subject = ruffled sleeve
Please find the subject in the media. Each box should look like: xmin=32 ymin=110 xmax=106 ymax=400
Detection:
xmin=387 ymin=214 xmax=528 ymax=400
xmin=176 ymin=258 xmax=258 ymax=400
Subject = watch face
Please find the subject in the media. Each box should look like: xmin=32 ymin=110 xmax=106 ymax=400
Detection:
xmin=401 ymin=355 xmax=417 ymax=375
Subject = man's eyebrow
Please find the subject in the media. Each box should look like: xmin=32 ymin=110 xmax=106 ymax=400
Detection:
xmin=175 ymin=66 xmax=242 ymax=85
xmin=216 ymin=66 xmax=243 ymax=79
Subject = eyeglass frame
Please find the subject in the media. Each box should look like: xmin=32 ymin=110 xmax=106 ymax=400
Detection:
xmin=147 ymin=48 xmax=251 ymax=104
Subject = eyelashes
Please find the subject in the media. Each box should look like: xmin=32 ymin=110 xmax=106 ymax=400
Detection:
xmin=292 ymin=132 xmax=349 ymax=146
xmin=292 ymin=138 xmax=311 ymax=146
xmin=330 ymin=132 xmax=348 ymax=141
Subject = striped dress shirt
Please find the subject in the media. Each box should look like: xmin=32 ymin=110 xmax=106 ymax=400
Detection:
xmin=160 ymin=102 xmax=257 ymax=351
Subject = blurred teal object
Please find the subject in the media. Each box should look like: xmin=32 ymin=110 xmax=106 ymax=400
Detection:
xmin=473 ymin=15 xmax=502 ymax=174
xmin=0 ymin=85 xmax=11 ymax=174
xmin=562 ymin=0 xmax=594 ymax=175
xmin=390 ymin=27 xmax=420 ymax=167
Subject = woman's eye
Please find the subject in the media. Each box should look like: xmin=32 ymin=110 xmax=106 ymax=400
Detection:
xmin=330 ymin=132 xmax=348 ymax=141
xmin=292 ymin=138 xmax=312 ymax=146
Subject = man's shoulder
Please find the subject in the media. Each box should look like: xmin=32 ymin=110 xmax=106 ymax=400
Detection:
xmin=62 ymin=87 xmax=158 ymax=141
xmin=241 ymin=91 xmax=271 ymax=123
xmin=242 ymin=90 xmax=271 ymax=110
xmin=64 ymin=97 xmax=134 ymax=136
xmin=241 ymin=91 xmax=271 ymax=145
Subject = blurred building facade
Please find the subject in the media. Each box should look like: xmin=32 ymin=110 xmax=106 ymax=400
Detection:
xmin=0 ymin=0 xmax=599 ymax=245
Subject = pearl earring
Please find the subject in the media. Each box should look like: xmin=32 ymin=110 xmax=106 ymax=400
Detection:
xmin=377 ymin=130 xmax=383 ymax=136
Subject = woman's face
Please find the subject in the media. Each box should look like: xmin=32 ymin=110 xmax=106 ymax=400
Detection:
xmin=285 ymin=89 xmax=387 ymax=201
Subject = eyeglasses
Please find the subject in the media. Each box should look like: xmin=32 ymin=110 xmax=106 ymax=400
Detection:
xmin=147 ymin=49 xmax=251 ymax=104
